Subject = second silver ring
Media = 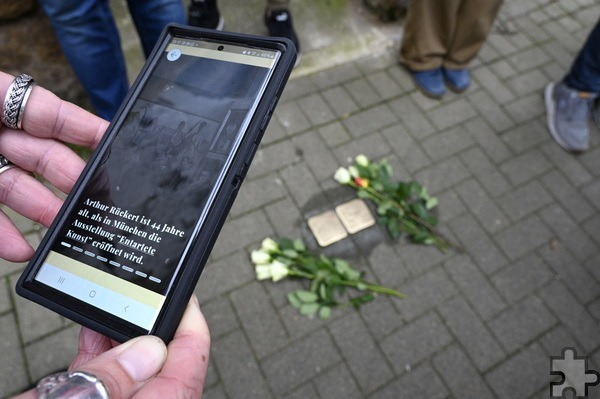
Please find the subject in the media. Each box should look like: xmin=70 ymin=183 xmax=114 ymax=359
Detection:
xmin=2 ymin=73 xmax=35 ymax=130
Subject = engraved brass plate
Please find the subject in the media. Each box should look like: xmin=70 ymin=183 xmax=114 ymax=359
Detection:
xmin=307 ymin=211 xmax=348 ymax=247
xmin=335 ymin=199 xmax=375 ymax=234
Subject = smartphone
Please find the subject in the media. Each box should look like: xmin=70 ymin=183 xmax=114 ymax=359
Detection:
xmin=16 ymin=24 xmax=296 ymax=343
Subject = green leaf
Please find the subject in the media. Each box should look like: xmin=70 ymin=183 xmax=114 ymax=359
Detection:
xmin=293 ymin=239 xmax=306 ymax=252
xmin=299 ymin=303 xmax=320 ymax=316
xmin=319 ymin=306 xmax=332 ymax=319
xmin=287 ymin=292 xmax=303 ymax=309
xmin=294 ymin=290 xmax=319 ymax=303
xmin=282 ymin=249 xmax=299 ymax=259
xmin=411 ymin=202 xmax=428 ymax=220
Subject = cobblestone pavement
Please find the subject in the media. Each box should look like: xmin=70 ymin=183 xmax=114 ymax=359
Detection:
xmin=3 ymin=0 xmax=600 ymax=398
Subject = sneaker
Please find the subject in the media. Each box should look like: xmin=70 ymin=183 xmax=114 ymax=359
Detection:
xmin=264 ymin=9 xmax=300 ymax=53
xmin=409 ymin=68 xmax=445 ymax=99
xmin=188 ymin=0 xmax=224 ymax=30
xmin=544 ymin=81 xmax=597 ymax=153
xmin=442 ymin=68 xmax=470 ymax=93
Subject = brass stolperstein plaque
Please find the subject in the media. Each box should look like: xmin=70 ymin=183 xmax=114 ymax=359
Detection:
xmin=335 ymin=199 xmax=376 ymax=234
xmin=307 ymin=211 xmax=348 ymax=247
xmin=307 ymin=199 xmax=375 ymax=247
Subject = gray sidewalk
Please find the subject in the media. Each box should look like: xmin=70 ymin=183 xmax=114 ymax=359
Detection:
xmin=3 ymin=0 xmax=600 ymax=398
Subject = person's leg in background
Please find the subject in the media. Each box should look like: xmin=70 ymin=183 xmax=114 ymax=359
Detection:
xmin=545 ymin=19 xmax=600 ymax=153
xmin=399 ymin=0 xmax=461 ymax=98
xmin=265 ymin=0 xmax=300 ymax=53
xmin=38 ymin=0 xmax=128 ymax=120
xmin=127 ymin=0 xmax=187 ymax=57
xmin=442 ymin=0 xmax=503 ymax=92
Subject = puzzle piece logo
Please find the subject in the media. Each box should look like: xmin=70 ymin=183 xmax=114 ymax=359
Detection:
xmin=551 ymin=347 xmax=600 ymax=398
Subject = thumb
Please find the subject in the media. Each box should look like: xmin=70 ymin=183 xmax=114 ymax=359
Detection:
xmin=73 ymin=335 xmax=167 ymax=399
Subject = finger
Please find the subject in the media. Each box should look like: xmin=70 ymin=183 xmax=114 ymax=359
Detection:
xmin=0 ymin=129 xmax=86 ymax=194
xmin=0 ymin=209 xmax=34 ymax=262
xmin=135 ymin=295 xmax=210 ymax=399
xmin=70 ymin=335 xmax=167 ymax=399
xmin=69 ymin=327 xmax=115 ymax=370
xmin=0 ymin=72 xmax=109 ymax=149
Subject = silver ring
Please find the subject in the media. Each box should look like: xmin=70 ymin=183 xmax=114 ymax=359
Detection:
xmin=0 ymin=154 xmax=16 ymax=175
xmin=37 ymin=371 xmax=110 ymax=399
xmin=2 ymin=73 xmax=35 ymax=130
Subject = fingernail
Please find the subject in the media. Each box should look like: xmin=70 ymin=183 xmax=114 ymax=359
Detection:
xmin=117 ymin=336 xmax=167 ymax=381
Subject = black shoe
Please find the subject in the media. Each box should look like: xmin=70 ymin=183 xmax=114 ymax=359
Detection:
xmin=188 ymin=0 xmax=224 ymax=30
xmin=264 ymin=8 xmax=300 ymax=53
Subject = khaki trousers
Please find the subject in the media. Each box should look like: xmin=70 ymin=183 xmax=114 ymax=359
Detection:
xmin=267 ymin=0 xmax=290 ymax=11
xmin=400 ymin=0 xmax=503 ymax=70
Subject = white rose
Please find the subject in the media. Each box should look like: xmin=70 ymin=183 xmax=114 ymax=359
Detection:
xmin=270 ymin=260 xmax=289 ymax=282
xmin=251 ymin=249 xmax=271 ymax=265
xmin=355 ymin=154 xmax=369 ymax=167
xmin=334 ymin=167 xmax=351 ymax=184
xmin=261 ymin=237 xmax=279 ymax=252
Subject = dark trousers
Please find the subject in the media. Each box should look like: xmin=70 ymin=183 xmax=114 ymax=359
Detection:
xmin=565 ymin=18 xmax=600 ymax=93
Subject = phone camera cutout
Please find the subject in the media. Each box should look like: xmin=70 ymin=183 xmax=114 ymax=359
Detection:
xmin=218 ymin=45 xmax=224 ymax=51
xmin=167 ymin=48 xmax=181 ymax=61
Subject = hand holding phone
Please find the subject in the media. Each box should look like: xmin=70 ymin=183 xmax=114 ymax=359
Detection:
xmin=16 ymin=25 xmax=296 ymax=342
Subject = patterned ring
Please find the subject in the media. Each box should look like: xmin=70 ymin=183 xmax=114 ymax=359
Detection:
xmin=2 ymin=73 xmax=35 ymax=130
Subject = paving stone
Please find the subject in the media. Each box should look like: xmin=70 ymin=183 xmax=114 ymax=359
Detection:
xmin=489 ymin=295 xmax=557 ymax=353
xmin=387 ymin=96 xmax=437 ymax=140
xmin=313 ymin=363 xmax=363 ymax=399
xmin=283 ymin=383 xmax=319 ymax=399
xmin=502 ymin=119 xmax=549 ymax=153
xmin=472 ymin=67 xmax=515 ymax=105
xmin=498 ymin=180 xmax=553 ymax=222
xmin=293 ymin=130 xmax=341 ymax=181
xmin=539 ymin=325 xmax=584 ymax=357
xmin=398 ymin=268 xmax=458 ymax=321
xmin=264 ymin=197 xmax=304 ymax=239
xmin=444 ymin=255 xmax=506 ymax=320
xmin=369 ymin=363 xmax=448 ymax=399
xmin=456 ymin=178 xmax=509 ymax=234
xmin=421 ymin=125 xmax=475 ymax=162
xmin=329 ymin=312 xmax=393 ymax=393
xmin=202 ymin=384 xmax=227 ymax=399
xmin=381 ymin=128 xmax=432 ymax=173
xmin=0 ymin=313 xmax=28 ymax=398
xmin=439 ymin=297 xmax=505 ymax=371
xmin=415 ymin=157 xmax=470 ymax=192
xmin=250 ymin=140 xmax=301 ymax=177
xmin=195 ymin=251 xmax=256 ymax=303
xmin=466 ymin=90 xmax=514 ymax=133
xmin=342 ymin=104 xmax=398 ymax=138
xmin=427 ymin=99 xmax=479 ymax=131
xmin=492 ymin=253 xmax=553 ymax=303
xmin=358 ymin=296 xmax=404 ymax=341
xmin=319 ymin=94 xmax=356 ymax=129
xmin=459 ymin=146 xmax=511 ymax=198
xmin=25 ymin=325 xmax=79 ymax=381
xmin=0 ymin=277 xmax=11 ymax=314
xmin=540 ymin=204 xmax=598 ymax=262
xmin=380 ymin=312 xmax=453 ymax=374
xmin=273 ymin=100 xmax=313 ymax=136
xmin=541 ymin=170 xmax=596 ymax=222
xmin=333 ymin=132 xmax=393 ymax=167
xmin=449 ymin=214 xmax=507 ymax=275
xmin=485 ymin=343 xmax=549 ymax=399
xmin=278 ymin=304 xmax=329 ymax=340
xmin=231 ymin=174 xmax=287 ymax=217
xmin=310 ymin=63 xmax=363 ymax=90
xmin=230 ymin=281 xmax=289 ymax=359
xmin=396 ymin=242 xmax=447 ymax=276
xmin=433 ymin=345 xmax=495 ymax=397
xmin=494 ymin=216 xmax=555 ymax=261
xmin=318 ymin=120 xmax=352 ymax=147
xmin=261 ymin=328 xmax=342 ymax=395
xmin=212 ymin=330 xmax=272 ymax=399
xmin=344 ymin=79 xmax=381 ymax=108
xmin=366 ymin=70 xmax=403 ymax=101
xmin=540 ymin=281 xmax=600 ymax=353
xmin=503 ymin=92 xmax=545 ymax=124
xmin=435 ymin=189 xmax=467 ymax=223
xmin=368 ymin=243 xmax=409 ymax=289
xmin=463 ymin=118 xmax=513 ymax=164
xmin=297 ymin=93 xmax=337 ymax=126
xmin=280 ymin=162 xmax=329 ymax=210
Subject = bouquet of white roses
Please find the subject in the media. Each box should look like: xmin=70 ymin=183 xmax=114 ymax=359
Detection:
xmin=251 ymin=237 xmax=405 ymax=319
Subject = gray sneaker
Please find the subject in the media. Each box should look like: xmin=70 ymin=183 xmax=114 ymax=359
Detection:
xmin=544 ymin=81 xmax=597 ymax=153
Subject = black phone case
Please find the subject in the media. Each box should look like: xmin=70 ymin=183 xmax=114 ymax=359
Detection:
xmin=16 ymin=24 xmax=296 ymax=343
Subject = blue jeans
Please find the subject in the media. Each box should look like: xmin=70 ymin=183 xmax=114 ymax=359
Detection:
xmin=564 ymin=18 xmax=600 ymax=93
xmin=38 ymin=0 xmax=186 ymax=120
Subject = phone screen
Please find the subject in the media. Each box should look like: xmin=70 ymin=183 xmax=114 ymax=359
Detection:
xmin=30 ymin=35 xmax=281 ymax=332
